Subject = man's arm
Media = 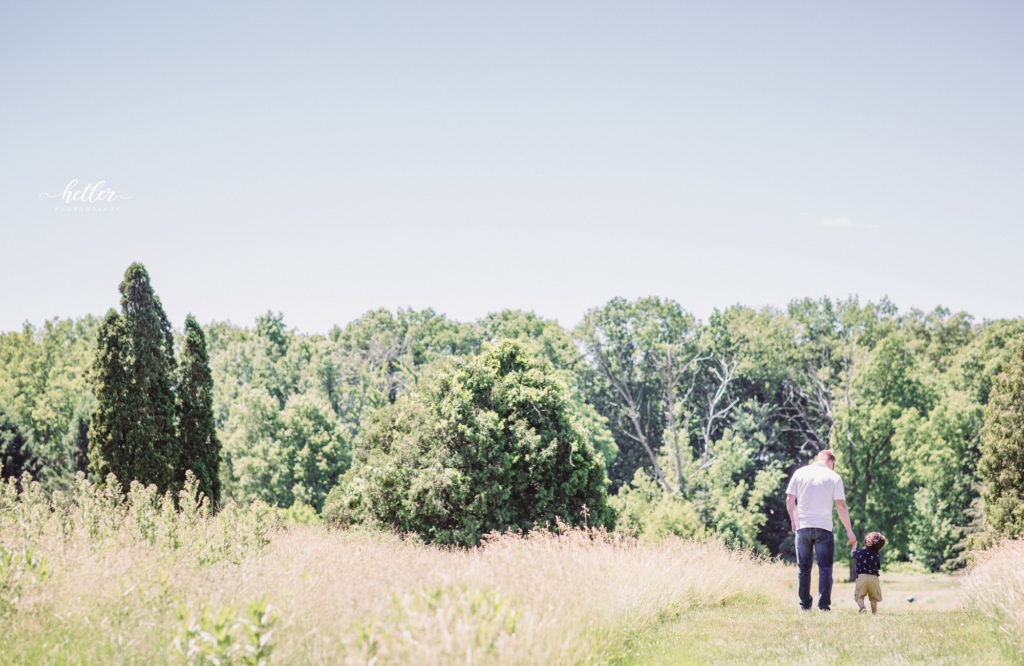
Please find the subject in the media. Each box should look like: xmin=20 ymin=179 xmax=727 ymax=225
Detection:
xmin=835 ymin=499 xmax=856 ymax=545
xmin=786 ymin=493 xmax=797 ymax=531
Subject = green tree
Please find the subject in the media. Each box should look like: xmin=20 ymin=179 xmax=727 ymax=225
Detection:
xmin=252 ymin=311 xmax=303 ymax=408
xmin=480 ymin=309 xmax=617 ymax=466
xmin=279 ymin=393 xmax=349 ymax=510
xmin=177 ymin=315 xmax=221 ymax=505
xmin=573 ymin=297 xmax=704 ymax=490
xmin=832 ymin=332 xmax=935 ymax=558
xmin=62 ymin=410 xmax=90 ymax=477
xmin=611 ymin=471 xmax=705 ymax=541
xmin=978 ymin=336 xmax=1024 ymax=538
xmin=325 ymin=341 xmax=614 ymax=545
xmin=479 ymin=309 xmax=582 ymax=374
xmin=892 ymin=394 xmax=982 ymax=571
xmin=901 ymin=307 xmax=975 ymax=374
xmin=220 ymin=387 xmax=285 ymax=505
xmin=0 ymin=407 xmax=35 ymax=479
xmin=329 ymin=308 xmax=480 ymax=415
xmin=950 ymin=319 xmax=1024 ymax=405
xmin=88 ymin=264 xmax=178 ymax=493
xmin=612 ymin=426 xmax=782 ymax=551
xmin=221 ymin=389 xmax=347 ymax=511
xmin=706 ymin=306 xmax=805 ymax=553
xmin=0 ymin=317 xmax=98 ymax=488
xmin=88 ymin=310 xmax=132 ymax=484
xmin=697 ymin=430 xmax=783 ymax=550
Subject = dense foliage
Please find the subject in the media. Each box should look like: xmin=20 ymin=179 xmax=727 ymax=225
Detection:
xmin=2 ymin=291 xmax=1022 ymax=568
xmin=89 ymin=264 xmax=179 ymax=493
xmin=0 ymin=317 xmax=97 ymax=487
xmin=177 ymin=315 xmax=221 ymax=505
xmin=87 ymin=265 xmax=224 ymax=500
xmin=323 ymin=342 xmax=615 ymax=545
xmin=0 ymin=407 xmax=34 ymax=479
xmin=979 ymin=337 xmax=1024 ymax=539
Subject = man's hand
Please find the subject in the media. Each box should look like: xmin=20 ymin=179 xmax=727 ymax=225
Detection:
xmin=846 ymin=531 xmax=857 ymax=546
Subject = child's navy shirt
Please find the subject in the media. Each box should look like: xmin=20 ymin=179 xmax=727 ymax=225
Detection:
xmin=852 ymin=547 xmax=881 ymax=576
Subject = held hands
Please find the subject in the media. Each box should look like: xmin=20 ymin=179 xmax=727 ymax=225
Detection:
xmin=846 ymin=531 xmax=857 ymax=546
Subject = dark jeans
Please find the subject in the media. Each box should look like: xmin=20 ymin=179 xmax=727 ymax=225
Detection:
xmin=796 ymin=527 xmax=834 ymax=610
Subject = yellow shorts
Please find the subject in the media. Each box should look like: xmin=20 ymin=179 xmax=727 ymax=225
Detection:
xmin=854 ymin=574 xmax=882 ymax=602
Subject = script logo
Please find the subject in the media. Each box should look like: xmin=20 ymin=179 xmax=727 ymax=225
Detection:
xmin=39 ymin=179 xmax=133 ymax=212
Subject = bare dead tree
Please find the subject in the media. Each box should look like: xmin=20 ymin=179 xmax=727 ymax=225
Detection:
xmin=658 ymin=337 xmax=707 ymax=493
xmin=594 ymin=345 xmax=675 ymax=494
xmin=698 ymin=356 xmax=740 ymax=459
xmin=586 ymin=326 xmax=714 ymax=495
xmin=779 ymin=355 xmax=835 ymax=459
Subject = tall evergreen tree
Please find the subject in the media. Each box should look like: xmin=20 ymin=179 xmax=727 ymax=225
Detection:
xmin=979 ymin=337 xmax=1024 ymax=538
xmin=88 ymin=310 xmax=132 ymax=483
xmin=177 ymin=315 xmax=221 ymax=505
xmin=89 ymin=264 xmax=178 ymax=493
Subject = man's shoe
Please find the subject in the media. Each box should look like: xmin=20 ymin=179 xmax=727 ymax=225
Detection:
xmin=859 ymin=608 xmax=867 ymax=614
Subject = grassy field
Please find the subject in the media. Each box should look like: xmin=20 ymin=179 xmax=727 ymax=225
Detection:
xmin=1 ymin=524 xmax=769 ymax=664
xmin=0 ymin=475 xmax=772 ymax=664
xmin=625 ymin=568 xmax=1010 ymax=665
xmin=1 ymin=476 xmax=1021 ymax=664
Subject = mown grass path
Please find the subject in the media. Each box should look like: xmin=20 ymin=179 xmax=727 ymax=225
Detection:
xmin=622 ymin=571 xmax=1009 ymax=664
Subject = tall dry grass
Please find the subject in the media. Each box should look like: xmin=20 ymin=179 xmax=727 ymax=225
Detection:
xmin=964 ymin=539 xmax=1024 ymax=661
xmin=240 ymin=527 xmax=775 ymax=664
xmin=0 ymin=473 xmax=777 ymax=664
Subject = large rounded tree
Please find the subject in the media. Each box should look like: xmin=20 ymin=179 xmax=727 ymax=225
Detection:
xmin=326 ymin=341 xmax=615 ymax=545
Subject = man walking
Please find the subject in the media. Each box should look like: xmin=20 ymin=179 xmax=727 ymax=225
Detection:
xmin=786 ymin=449 xmax=856 ymax=611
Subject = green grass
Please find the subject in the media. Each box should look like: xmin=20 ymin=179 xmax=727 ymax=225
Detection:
xmin=622 ymin=572 xmax=1010 ymax=665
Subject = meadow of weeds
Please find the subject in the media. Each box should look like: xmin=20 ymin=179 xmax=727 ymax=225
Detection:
xmin=2 ymin=471 xmax=1019 ymax=664
xmin=0 ymin=473 xmax=769 ymax=664
xmin=964 ymin=539 xmax=1024 ymax=662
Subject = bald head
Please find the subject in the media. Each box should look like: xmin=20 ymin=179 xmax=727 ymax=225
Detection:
xmin=816 ymin=449 xmax=836 ymax=468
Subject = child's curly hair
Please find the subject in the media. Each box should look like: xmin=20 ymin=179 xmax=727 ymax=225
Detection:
xmin=865 ymin=532 xmax=886 ymax=551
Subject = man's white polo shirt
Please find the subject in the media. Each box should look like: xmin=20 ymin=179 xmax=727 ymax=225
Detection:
xmin=786 ymin=461 xmax=845 ymax=531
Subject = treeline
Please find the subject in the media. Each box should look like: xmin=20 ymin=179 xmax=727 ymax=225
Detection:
xmin=2 ymin=272 xmax=1023 ymax=569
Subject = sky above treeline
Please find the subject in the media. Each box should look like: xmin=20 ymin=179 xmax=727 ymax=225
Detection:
xmin=2 ymin=2 xmax=1022 ymax=333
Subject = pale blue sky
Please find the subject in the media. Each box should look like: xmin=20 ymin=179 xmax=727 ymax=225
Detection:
xmin=2 ymin=2 xmax=1022 ymax=333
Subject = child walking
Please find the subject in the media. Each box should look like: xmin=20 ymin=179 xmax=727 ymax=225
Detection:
xmin=851 ymin=532 xmax=886 ymax=614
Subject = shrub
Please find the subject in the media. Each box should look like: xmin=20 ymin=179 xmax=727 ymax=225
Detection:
xmin=610 ymin=470 xmax=705 ymax=541
xmin=325 ymin=341 xmax=614 ymax=545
